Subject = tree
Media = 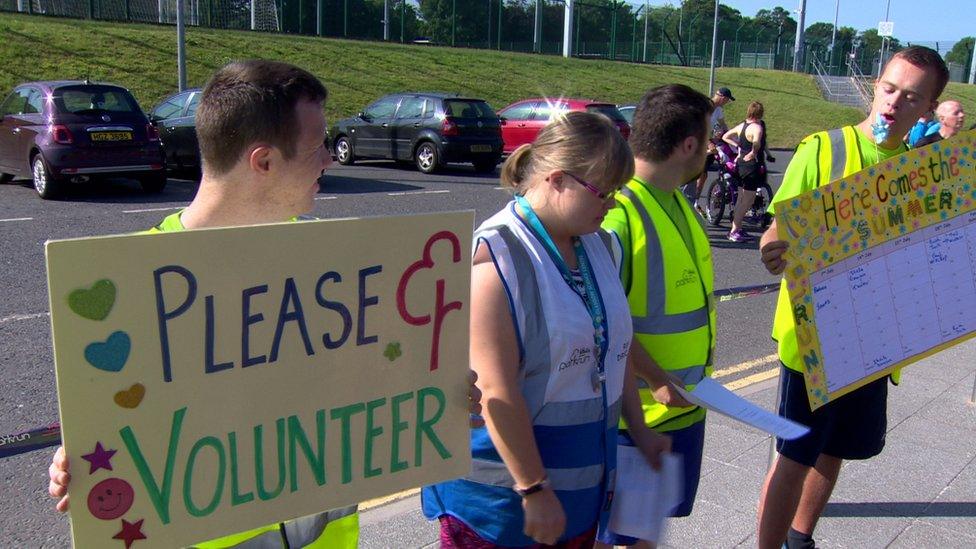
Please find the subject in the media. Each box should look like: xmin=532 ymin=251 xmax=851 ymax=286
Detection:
xmin=946 ymin=37 xmax=975 ymax=80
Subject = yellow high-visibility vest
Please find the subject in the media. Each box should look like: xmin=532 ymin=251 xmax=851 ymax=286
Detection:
xmin=771 ymin=125 xmax=903 ymax=383
xmin=613 ymin=180 xmax=716 ymax=432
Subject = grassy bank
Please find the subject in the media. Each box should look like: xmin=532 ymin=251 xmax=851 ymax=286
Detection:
xmin=0 ymin=12 xmax=885 ymax=148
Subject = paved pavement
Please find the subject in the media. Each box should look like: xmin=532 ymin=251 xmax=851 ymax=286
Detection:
xmin=358 ymin=340 xmax=976 ymax=548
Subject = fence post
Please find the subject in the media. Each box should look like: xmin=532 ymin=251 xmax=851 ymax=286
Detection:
xmin=720 ymin=40 xmax=726 ymax=68
xmin=125 ymin=0 xmax=130 ymax=21
xmin=89 ymin=0 xmax=95 ymax=19
xmin=969 ymin=46 xmax=976 ymax=85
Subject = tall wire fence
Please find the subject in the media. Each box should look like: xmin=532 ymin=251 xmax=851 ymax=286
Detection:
xmin=1 ymin=0 xmax=973 ymax=85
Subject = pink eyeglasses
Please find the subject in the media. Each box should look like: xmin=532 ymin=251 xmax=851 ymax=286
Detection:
xmin=564 ymin=172 xmax=618 ymax=202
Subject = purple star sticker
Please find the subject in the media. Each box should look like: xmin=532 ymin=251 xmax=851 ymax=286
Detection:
xmin=81 ymin=442 xmax=116 ymax=474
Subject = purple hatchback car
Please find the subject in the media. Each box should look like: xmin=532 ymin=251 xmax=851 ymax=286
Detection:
xmin=0 ymin=80 xmax=166 ymax=199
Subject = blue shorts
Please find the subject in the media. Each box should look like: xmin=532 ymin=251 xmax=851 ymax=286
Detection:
xmin=597 ymin=421 xmax=706 ymax=545
xmin=776 ymin=365 xmax=888 ymax=467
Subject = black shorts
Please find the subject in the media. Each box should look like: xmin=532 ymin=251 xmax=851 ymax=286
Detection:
xmin=776 ymin=366 xmax=888 ymax=467
xmin=737 ymin=161 xmax=765 ymax=191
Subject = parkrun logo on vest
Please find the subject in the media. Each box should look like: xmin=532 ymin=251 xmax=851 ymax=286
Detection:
xmin=559 ymin=347 xmax=592 ymax=371
xmin=675 ymin=269 xmax=697 ymax=288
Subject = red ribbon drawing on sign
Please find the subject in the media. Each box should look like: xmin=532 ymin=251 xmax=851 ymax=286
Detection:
xmin=396 ymin=231 xmax=463 ymax=371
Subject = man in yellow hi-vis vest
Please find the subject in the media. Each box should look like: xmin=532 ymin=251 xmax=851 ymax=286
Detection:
xmin=596 ymin=84 xmax=717 ymax=548
xmin=757 ymin=47 xmax=949 ymax=549
xmin=46 ymin=59 xmax=482 ymax=548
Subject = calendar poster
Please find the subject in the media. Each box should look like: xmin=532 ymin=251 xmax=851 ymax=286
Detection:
xmin=777 ymin=130 xmax=976 ymax=410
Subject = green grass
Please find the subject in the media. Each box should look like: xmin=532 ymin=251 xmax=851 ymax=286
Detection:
xmin=0 ymin=12 xmax=872 ymax=147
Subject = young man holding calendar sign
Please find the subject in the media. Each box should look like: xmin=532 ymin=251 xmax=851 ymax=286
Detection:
xmin=757 ymin=46 xmax=949 ymax=549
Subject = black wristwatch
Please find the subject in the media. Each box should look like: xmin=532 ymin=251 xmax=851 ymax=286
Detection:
xmin=514 ymin=478 xmax=550 ymax=498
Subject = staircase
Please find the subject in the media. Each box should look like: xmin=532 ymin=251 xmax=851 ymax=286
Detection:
xmin=809 ymin=53 xmax=872 ymax=112
xmin=815 ymin=75 xmax=870 ymax=110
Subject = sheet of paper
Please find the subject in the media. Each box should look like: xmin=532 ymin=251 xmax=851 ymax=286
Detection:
xmin=675 ymin=378 xmax=810 ymax=440
xmin=608 ymin=448 xmax=682 ymax=543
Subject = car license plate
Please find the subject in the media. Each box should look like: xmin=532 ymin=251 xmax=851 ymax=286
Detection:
xmin=470 ymin=145 xmax=492 ymax=152
xmin=90 ymin=131 xmax=133 ymax=142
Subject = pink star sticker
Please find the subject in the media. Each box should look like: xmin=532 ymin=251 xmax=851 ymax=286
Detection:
xmin=113 ymin=518 xmax=147 ymax=549
xmin=81 ymin=442 xmax=116 ymax=474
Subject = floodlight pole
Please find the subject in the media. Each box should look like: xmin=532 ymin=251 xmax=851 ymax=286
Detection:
xmin=879 ymin=0 xmax=892 ymax=67
xmin=249 ymin=0 xmax=256 ymax=30
xmin=708 ymin=0 xmax=719 ymax=94
xmin=177 ymin=0 xmax=187 ymax=92
xmin=792 ymin=0 xmax=806 ymax=72
xmin=534 ymin=0 xmax=543 ymax=53
xmin=828 ymin=0 xmax=839 ymax=72
xmin=384 ymin=0 xmax=390 ymax=41
xmin=642 ymin=0 xmax=649 ymax=62
xmin=563 ymin=0 xmax=574 ymax=57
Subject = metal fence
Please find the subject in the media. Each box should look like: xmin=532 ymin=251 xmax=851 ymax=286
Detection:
xmin=3 ymin=0 xmax=971 ymax=86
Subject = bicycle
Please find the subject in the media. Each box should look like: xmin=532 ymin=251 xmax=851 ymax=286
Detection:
xmin=700 ymin=143 xmax=773 ymax=231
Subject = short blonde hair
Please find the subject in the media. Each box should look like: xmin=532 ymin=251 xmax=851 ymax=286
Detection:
xmin=500 ymin=111 xmax=634 ymax=196
xmin=747 ymin=101 xmax=764 ymax=120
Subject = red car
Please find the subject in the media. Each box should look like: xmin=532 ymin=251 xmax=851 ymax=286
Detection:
xmin=496 ymin=98 xmax=631 ymax=154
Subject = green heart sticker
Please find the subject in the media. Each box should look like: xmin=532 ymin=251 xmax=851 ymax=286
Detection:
xmin=68 ymin=279 xmax=117 ymax=321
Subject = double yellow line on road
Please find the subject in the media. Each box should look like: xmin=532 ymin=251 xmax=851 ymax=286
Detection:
xmin=361 ymin=354 xmax=781 ymax=511
xmin=713 ymin=353 xmax=780 ymax=390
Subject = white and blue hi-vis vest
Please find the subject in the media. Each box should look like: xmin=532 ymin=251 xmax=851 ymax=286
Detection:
xmin=422 ymin=202 xmax=633 ymax=546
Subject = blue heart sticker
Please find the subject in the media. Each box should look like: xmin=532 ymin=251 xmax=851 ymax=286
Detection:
xmin=84 ymin=331 xmax=131 ymax=373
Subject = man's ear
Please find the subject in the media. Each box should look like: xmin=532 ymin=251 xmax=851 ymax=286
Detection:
xmin=683 ymin=135 xmax=700 ymax=156
xmin=247 ymin=144 xmax=274 ymax=175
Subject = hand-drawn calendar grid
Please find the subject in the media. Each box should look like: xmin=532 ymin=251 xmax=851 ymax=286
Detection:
xmin=810 ymin=209 xmax=976 ymax=392
xmin=778 ymin=130 xmax=976 ymax=409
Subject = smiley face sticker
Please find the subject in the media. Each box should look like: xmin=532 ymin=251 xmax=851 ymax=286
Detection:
xmin=87 ymin=478 xmax=134 ymax=520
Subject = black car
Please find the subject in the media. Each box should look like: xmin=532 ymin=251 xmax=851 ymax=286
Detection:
xmin=330 ymin=93 xmax=503 ymax=174
xmin=149 ymin=88 xmax=202 ymax=175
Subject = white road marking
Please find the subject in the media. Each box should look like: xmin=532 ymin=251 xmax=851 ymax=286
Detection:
xmin=0 ymin=217 xmax=33 ymax=223
xmin=122 ymin=206 xmax=186 ymax=214
xmin=315 ymin=196 xmax=338 ymax=200
xmin=387 ymin=190 xmax=451 ymax=196
xmin=0 ymin=312 xmax=49 ymax=325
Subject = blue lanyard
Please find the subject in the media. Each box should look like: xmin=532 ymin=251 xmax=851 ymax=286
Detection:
xmin=514 ymin=196 xmax=609 ymax=389
xmin=514 ymin=197 xmax=618 ymax=528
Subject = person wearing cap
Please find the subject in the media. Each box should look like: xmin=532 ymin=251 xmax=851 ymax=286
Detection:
xmin=689 ymin=87 xmax=734 ymax=212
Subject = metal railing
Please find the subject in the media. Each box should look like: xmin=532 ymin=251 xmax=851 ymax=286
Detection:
xmin=808 ymin=51 xmax=869 ymax=112
xmin=847 ymin=56 xmax=874 ymax=110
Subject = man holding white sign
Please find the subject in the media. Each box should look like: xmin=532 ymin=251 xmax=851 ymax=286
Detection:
xmin=757 ymin=47 xmax=949 ymax=549
xmin=46 ymin=59 xmax=482 ymax=548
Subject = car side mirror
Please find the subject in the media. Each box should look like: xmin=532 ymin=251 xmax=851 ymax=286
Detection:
xmin=358 ymin=111 xmax=371 ymax=121
xmin=499 ymin=117 xmax=507 ymax=126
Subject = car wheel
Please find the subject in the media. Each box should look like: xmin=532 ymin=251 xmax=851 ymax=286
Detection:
xmin=415 ymin=142 xmax=440 ymax=174
xmin=32 ymin=154 xmax=61 ymax=199
xmin=472 ymin=156 xmax=499 ymax=174
xmin=140 ymin=172 xmax=168 ymax=193
xmin=335 ymin=137 xmax=355 ymax=165
xmin=0 ymin=172 xmax=12 ymax=184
